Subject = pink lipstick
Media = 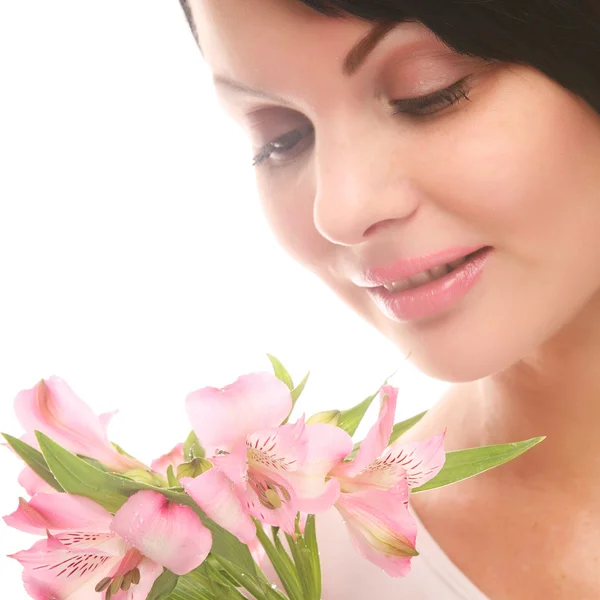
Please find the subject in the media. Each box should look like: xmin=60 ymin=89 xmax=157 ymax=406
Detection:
xmin=357 ymin=246 xmax=493 ymax=322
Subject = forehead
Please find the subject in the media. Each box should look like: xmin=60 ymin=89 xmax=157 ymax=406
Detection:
xmin=190 ymin=0 xmax=369 ymax=79
xmin=189 ymin=0 xmax=443 ymax=105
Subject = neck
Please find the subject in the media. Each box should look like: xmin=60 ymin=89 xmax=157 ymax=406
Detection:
xmin=467 ymin=299 xmax=600 ymax=495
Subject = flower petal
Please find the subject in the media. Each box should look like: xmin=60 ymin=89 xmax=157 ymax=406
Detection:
xmin=376 ymin=430 xmax=447 ymax=490
xmin=111 ymin=490 xmax=212 ymax=575
xmin=18 ymin=466 xmax=56 ymax=496
xmin=150 ymin=443 xmax=185 ymax=477
xmin=110 ymin=557 xmax=164 ymax=600
xmin=335 ymin=481 xmax=418 ymax=578
xmin=336 ymin=386 xmax=398 ymax=479
xmin=186 ymin=372 xmax=292 ymax=453
xmin=284 ymin=423 xmax=353 ymax=513
xmin=14 ymin=377 xmax=139 ymax=471
xmin=4 ymin=493 xmax=113 ymax=535
xmin=247 ymin=417 xmax=308 ymax=476
xmin=13 ymin=537 xmax=120 ymax=599
xmin=246 ymin=469 xmax=298 ymax=536
xmin=182 ymin=469 xmax=256 ymax=544
xmin=210 ymin=444 xmax=248 ymax=488
xmin=98 ymin=410 xmax=119 ymax=435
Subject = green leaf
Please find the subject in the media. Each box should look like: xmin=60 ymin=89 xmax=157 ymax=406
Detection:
xmin=183 ymin=430 xmax=205 ymax=461
xmin=291 ymin=371 xmax=309 ymax=405
xmin=282 ymin=371 xmax=310 ymax=425
xmin=36 ymin=431 xmax=138 ymax=512
xmin=337 ymin=371 xmax=400 ymax=437
xmin=147 ymin=569 xmax=180 ymax=600
xmin=2 ymin=433 xmax=63 ymax=492
xmin=337 ymin=389 xmax=379 ymax=437
xmin=388 ymin=411 xmax=428 ymax=444
xmin=167 ymin=465 xmax=180 ymax=488
xmin=111 ymin=441 xmax=140 ymax=460
xmin=267 ymin=354 xmax=294 ymax=390
xmin=412 ymin=436 xmax=546 ymax=493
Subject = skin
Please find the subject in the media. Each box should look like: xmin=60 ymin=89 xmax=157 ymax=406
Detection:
xmin=189 ymin=0 xmax=600 ymax=597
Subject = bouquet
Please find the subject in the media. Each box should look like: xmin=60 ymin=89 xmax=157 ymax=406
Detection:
xmin=3 ymin=356 xmax=543 ymax=599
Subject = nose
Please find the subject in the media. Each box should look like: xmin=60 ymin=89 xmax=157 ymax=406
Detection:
xmin=312 ymin=122 xmax=420 ymax=246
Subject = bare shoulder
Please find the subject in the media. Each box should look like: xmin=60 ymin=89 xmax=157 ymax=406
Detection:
xmin=400 ymin=387 xmax=600 ymax=600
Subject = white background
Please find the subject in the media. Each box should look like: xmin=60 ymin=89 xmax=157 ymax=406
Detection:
xmin=0 ymin=2 xmax=448 ymax=596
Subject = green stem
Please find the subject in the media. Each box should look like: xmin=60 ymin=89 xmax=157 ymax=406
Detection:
xmin=211 ymin=555 xmax=269 ymax=600
xmin=255 ymin=523 xmax=304 ymax=600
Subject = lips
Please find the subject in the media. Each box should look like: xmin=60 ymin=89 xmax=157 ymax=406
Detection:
xmin=355 ymin=246 xmax=487 ymax=290
xmin=380 ymin=251 xmax=478 ymax=293
xmin=357 ymin=246 xmax=493 ymax=322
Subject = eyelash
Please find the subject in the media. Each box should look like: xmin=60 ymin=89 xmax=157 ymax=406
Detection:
xmin=252 ymin=78 xmax=472 ymax=167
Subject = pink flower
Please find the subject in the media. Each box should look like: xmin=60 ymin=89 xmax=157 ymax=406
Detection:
xmin=17 ymin=467 xmax=56 ymax=496
xmin=5 ymin=490 xmax=212 ymax=599
xmin=335 ymin=480 xmax=418 ymax=577
xmin=330 ymin=386 xmax=446 ymax=577
xmin=12 ymin=378 xmax=143 ymax=493
xmin=185 ymin=372 xmax=352 ymax=536
xmin=150 ymin=443 xmax=185 ymax=478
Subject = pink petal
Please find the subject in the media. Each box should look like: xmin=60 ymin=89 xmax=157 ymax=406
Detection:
xmin=210 ymin=444 xmax=248 ymax=488
xmin=182 ymin=469 xmax=256 ymax=545
xmin=245 ymin=468 xmax=298 ymax=536
xmin=110 ymin=557 xmax=164 ymax=600
xmin=284 ymin=424 xmax=353 ymax=513
xmin=246 ymin=417 xmax=308 ymax=476
xmin=13 ymin=377 xmax=139 ymax=472
xmin=111 ymin=490 xmax=212 ymax=575
xmin=99 ymin=410 xmax=119 ymax=435
xmin=4 ymin=493 xmax=113 ymax=534
xmin=151 ymin=443 xmax=185 ymax=477
xmin=18 ymin=466 xmax=56 ymax=496
xmin=13 ymin=537 xmax=121 ymax=599
xmin=376 ymin=430 xmax=447 ymax=490
xmin=295 ymin=478 xmax=341 ymax=514
xmin=48 ymin=530 xmax=126 ymax=554
xmin=186 ymin=372 xmax=292 ymax=454
xmin=335 ymin=481 xmax=418 ymax=578
xmin=336 ymin=386 xmax=398 ymax=479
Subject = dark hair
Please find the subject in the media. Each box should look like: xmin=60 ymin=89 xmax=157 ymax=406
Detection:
xmin=178 ymin=0 xmax=600 ymax=114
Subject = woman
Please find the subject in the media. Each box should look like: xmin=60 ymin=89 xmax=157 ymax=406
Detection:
xmin=178 ymin=1 xmax=600 ymax=598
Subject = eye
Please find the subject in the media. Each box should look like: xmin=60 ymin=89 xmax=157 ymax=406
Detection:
xmin=391 ymin=77 xmax=472 ymax=117
xmin=252 ymin=123 xmax=314 ymax=168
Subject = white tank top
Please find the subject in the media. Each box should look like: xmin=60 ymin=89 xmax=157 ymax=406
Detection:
xmin=307 ymin=504 xmax=492 ymax=599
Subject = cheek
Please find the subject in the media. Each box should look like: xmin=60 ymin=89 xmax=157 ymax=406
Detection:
xmin=257 ymin=169 xmax=329 ymax=271
xmin=432 ymin=71 xmax=600 ymax=269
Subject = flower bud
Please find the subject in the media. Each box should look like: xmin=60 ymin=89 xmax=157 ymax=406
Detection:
xmin=306 ymin=410 xmax=341 ymax=426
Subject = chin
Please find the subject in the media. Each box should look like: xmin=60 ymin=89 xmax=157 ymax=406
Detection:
xmin=381 ymin=316 xmax=528 ymax=384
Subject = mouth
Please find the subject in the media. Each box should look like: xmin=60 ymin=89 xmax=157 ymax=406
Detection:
xmin=380 ymin=248 xmax=486 ymax=293
xmin=363 ymin=246 xmax=494 ymax=322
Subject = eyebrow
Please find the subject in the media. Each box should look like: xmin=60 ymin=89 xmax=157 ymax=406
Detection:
xmin=343 ymin=21 xmax=398 ymax=76
xmin=214 ymin=21 xmax=399 ymax=101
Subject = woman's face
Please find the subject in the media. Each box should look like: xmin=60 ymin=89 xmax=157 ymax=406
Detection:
xmin=191 ymin=0 xmax=600 ymax=382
